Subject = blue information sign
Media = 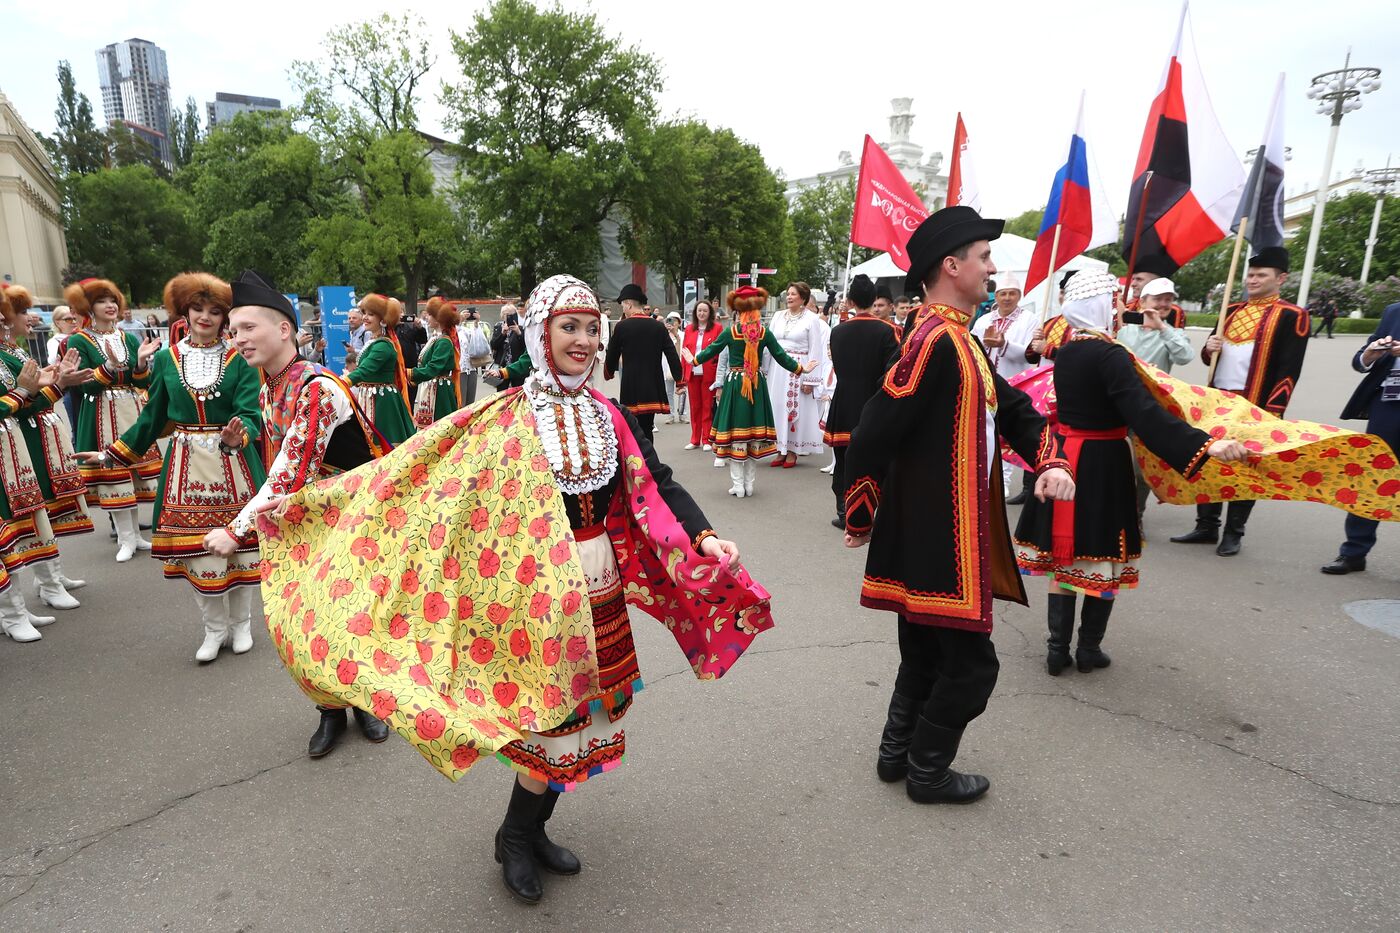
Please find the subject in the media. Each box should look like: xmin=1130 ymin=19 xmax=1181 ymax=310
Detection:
xmin=318 ymin=286 xmax=357 ymax=373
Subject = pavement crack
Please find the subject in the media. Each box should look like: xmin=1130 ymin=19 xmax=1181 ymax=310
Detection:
xmin=1001 ymin=690 xmax=1400 ymax=808
xmin=644 ymin=638 xmax=894 ymax=689
xmin=0 ymin=752 xmax=304 ymax=910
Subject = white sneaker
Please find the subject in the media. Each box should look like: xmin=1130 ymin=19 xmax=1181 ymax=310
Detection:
xmin=702 ymin=444 xmax=712 ymax=451
xmin=684 ymin=443 xmax=696 ymax=450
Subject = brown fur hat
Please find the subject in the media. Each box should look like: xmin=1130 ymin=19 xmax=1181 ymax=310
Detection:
xmin=1 ymin=284 xmax=33 ymax=320
xmin=726 ymin=285 xmax=768 ymax=315
xmin=359 ymin=293 xmax=402 ymax=328
xmin=425 ymin=296 xmax=446 ymax=317
xmin=434 ymin=300 xmax=460 ymax=330
xmin=382 ymin=296 xmax=404 ymax=329
xmin=163 ymin=272 xmax=232 ymax=319
xmin=0 ymin=285 xmax=12 ymax=325
xmin=64 ymin=278 xmax=126 ymax=323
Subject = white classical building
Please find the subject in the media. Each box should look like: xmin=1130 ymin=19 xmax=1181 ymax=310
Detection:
xmin=0 ymin=90 xmax=68 ymax=305
xmin=785 ymin=98 xmax=948 ymax=208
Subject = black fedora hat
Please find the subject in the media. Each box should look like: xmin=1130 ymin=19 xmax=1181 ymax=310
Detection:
xmin=1248 ymin=246 xmax=1290 ymax=273
xmin=617 ymin=283 xmax=647 ymax=304
xmin=904 ymin=206 xmax=1005 ymax=295
xmin=1132 ymin=253 xmax=1178 ymax=278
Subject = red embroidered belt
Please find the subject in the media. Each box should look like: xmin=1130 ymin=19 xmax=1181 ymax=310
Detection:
xmin=574 ymin=523 xmax=607 ymax=542
xmin=1052 ymin=425 xmax=1128 ymax=564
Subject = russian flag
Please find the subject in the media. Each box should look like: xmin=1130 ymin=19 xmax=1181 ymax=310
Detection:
xmin=1024 ymin=93 xmax=1115 ymax=295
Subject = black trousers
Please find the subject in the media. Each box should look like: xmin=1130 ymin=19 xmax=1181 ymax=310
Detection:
xmin=832 ymin=446 xmax=848 ymax=517
xmin=634 ymin=413 xmax=656 ymax=443
xmin=893 ymin=617 xmax=1000 ymax=731
xmin=1312 ymin=317 xmax=1335 ymax=338
xmin=1196 ymin=499 xmax=1256 ymax=533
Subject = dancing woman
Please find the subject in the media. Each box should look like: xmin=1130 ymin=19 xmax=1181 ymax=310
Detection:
xmin=346 ymin=294 xmax=415 ymax=446
xmin=409 ymin=298 xmax=462 ymax=427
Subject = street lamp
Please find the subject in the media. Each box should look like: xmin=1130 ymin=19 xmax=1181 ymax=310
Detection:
xmin=1360 ymin=161 xmax=1400 ymax=285
xmin=1297 ymin=50 xmax=1381 ymax=307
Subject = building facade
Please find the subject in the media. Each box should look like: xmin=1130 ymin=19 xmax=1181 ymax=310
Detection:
xmin=206 ymin=92 xmax=282 ymax=129
xmin=0 ymin=91 xmax=69 ymax=304
xmin=784 ymin=98 xmax=948 ymax=208
xmin=96 ymin=38 xmax=172 ymax=166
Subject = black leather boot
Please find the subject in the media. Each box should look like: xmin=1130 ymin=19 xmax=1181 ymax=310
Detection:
xmin=1076 ymin=597 xmax=1114 ymax=673
xmin=308 ymin=707 xmax=347 ymax=758
xmin=1170 ymin=523 xmax=1218 ymax=544
xmin=1046 ymin=592 xmax=1076 ymax=676
xmin=1321 ymin=554 xmax=1366 ymax=575
xmin=1005 ymin=471 xmax=1033 ymax=506
xmin=905 ymin=716 xmax=990 ymax=804
xmin=352 ymin=706 xmax=390 ymax=743
xmin=495 ymin=781 xmax=546 ymax=903
xmin=876 ymin=691 xmax=921 ymax=782
xmin=532 ymin=789 xmax=581 ymax=875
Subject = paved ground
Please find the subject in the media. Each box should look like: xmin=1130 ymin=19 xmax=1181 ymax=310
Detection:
xmin=2 ymin=332 xmax=1397 ymax=932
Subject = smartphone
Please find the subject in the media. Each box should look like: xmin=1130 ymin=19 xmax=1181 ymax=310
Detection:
xmin=1121 ymin=312 xmax=1144 ymax=325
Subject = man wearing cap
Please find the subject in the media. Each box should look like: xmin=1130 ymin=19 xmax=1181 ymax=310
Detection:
xmin=207 ymin=270 xmax=394 ymax=758
xmin=603 ymin=284 xmax=683 ymax=442
xmin=1126 ymin=255 xmax=1188 ymax=330
xmin=843 ymin=206 xmax=1075 ymax=805
xmin=1171 ymin=246 xmax=1309 ymax=556
xmin=824 ymin=274 xmax=900 ymax=529
xmin=971 ymin=273 xmax=1039 ymax=504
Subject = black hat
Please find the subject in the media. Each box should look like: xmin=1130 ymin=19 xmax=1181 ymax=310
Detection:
xmin=904 ymin=206 xmax=1004 ymax=295
xmin=1132 ymin=253 xmax=1178 ymax=277
xmin=875 ymin=283 xmax=894 ymax=302
xmin=1060 ymin=269 xmax=1078 ymax=290
xmin=848 ymin=274 xmax=877 ymax=309
xmin=1248 ymin=246 xmax=1290 ymax=272
xmin=230 ymin=269 xmax=298 ymax=326
xmin=617 ymin=283 xmax=647 ymax=304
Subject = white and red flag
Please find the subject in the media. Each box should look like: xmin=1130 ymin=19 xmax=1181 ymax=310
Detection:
xmin=947 ymin=113 xmax=982 ymax=212
xmin=849 ymin=134 xmax=928 ymax=271
xmin=1121 ymin=2 xmax=1245 ymax=273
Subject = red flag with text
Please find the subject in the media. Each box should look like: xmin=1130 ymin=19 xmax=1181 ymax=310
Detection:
xmin=849 ymin=135 xmax=928 ymax=271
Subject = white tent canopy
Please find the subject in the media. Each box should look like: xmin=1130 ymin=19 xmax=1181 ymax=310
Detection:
xmin=846 ymin=232 xmax=1110 ymax=314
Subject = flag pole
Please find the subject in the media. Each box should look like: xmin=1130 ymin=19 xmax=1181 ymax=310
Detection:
xmin=1039 ymin=224 xmax=1065 ymax=327
xmin=1206 ymin=225 xmax=1249 ymax=385
xmin=840 ymin=241 xmax=854 ymax=305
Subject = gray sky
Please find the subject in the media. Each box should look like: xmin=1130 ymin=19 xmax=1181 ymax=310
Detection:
xmin=6 ymin=0 xmax=1399 ymax=220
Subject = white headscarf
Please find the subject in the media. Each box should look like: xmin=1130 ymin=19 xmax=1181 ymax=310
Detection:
xmin=522 ymin=274 xmax=601 ymax=394
xmin=1060 ymin=270 xmax=1119 ymax=333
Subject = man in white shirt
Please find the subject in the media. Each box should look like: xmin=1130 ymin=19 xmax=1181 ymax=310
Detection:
xmin=456 ymin=306 xmax=493 ymax=403
xmin=971 ymin=273 xmax=1038 ymax=502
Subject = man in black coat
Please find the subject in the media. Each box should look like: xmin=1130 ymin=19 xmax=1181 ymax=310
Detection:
xmin=824 ymin=274 xmax=899 ymax=529
xmin=490 ymin=303 xmax=527 ymax=388
xmin=603 ymin=284 xmax=682 ymax=442
xmin=1321 ymin=301 xmax=1400 ymax=574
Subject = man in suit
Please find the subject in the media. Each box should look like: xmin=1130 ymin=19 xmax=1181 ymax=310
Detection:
xmin=1321 ymin=301 xmax=1400 ymax=574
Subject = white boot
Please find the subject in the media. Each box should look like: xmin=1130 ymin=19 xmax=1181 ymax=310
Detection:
xmin=31 ymin=562 xmax=80 ymax=610
xmin=34 ymin=558 xmax=85 ymax=591
xmin=728 ymin=461 xmax=746 ymax=497
xmin=0 ymin=586 xmax=41 ymax=642
xmin=226 ymin=587 xmax=254 ymax=655
xmin=743 ymin=458 xmax=757 ymax=497
xmin=134 ymin=510 xmax=152 ymax=551
xmin=194 ymin=593 xmax=230 ymax=663
xmin=9 ymin=576 xmax=55 ymax=626
xmin=113 ymin=510 xmax=141 ymax=562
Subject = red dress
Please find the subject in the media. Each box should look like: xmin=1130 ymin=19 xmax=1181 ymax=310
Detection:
xmin=682 ymin=323 xmax=721 ymax=446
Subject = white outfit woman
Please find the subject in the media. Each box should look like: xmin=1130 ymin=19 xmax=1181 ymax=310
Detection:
xmin=762 ymin=308 xmax=829 ymax=457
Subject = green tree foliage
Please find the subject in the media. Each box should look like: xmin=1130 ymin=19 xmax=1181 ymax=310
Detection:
xmin=38 ymin=61 xmax=107 ymax=177
xmin=1003 ymin=208 xmax=1043 ymax=240
xmin=181 ymin=113 xmax=339 ymax=291
xmin=786 ymin=176 xmax=877 ymax=291
xmin=168 ymin=96 xmax=202 ymax=170
xmin=622 ymin=121 xmax=789 ymax=296
xmin=1287 ymin=190 xmax=1400 ymax=283
xmin=65 ymin=165 xmax=204 ymax=304
xmin=294 ymin=13 xmax=451 ymax=304
xmin=443 ymin=0 xmax=662 ymax=294
xmin=1172 ymin=240 xmax=1235 ymax=305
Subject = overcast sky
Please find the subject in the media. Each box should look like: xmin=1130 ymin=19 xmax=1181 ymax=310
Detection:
xmin=6 ymin=0 xmax=1398 ymax=220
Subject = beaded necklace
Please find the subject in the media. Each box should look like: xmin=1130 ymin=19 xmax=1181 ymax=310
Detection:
xmin=175 ymin=337 xmax=228 ymax=401
xmin=524 ymin=372 xmax=618 ymax=496
xmin=87 ymin=326 xmax=129 ymax=368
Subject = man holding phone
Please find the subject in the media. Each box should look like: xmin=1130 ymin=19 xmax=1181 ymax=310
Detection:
xmin=490 ymin=303 xmax=527 ymax=387
xmin=1321 ymin=302 xmax=1400 ymax=574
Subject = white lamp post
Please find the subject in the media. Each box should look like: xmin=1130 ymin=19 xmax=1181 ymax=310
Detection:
xmin=1298 ymin=51 xmax=1381 ymax=307
xmin=1360 ymin=161 xmax=1400 ymax=285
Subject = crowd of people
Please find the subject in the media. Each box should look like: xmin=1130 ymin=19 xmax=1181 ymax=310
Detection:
xmin=4 ymin=201 xmax=1398 ymax=906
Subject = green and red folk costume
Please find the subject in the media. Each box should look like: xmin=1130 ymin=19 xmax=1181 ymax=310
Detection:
xmin=67 ymin=326 xmax=162 ymax=510
xmin=347 ymin=335 xmax=416 ymax=446
xmin=410 ymin=328 xmax=462 ymax=427
xmin=694 ymin=303 xmax=804 ymax=461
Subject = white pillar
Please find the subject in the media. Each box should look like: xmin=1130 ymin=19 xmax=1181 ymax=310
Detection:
xmin=1360 ymin=192 xmax=1385 ymax=285
xmin=1296 ymin=116 xmax=1343 ymax=309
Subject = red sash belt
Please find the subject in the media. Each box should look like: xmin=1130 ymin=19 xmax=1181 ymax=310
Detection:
xmin=574 ymin=522 xmax=608 ymax=542
xmin=1051 ymin=425 xmax=1128 ymax=564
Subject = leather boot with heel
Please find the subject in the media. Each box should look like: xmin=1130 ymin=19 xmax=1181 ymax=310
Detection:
xmin=905 ymin=716 xmax=990 ymax=804
xmin=495 ymin=781 xmax=546 ymax=903
xmin=1170 ymin=522 xmax=1218 ymax=545
xmin=352 ymin=706 xmax=390 ymax=743
xmin=1076 ymin=597 xmax=1114 ymax=672
xmin=532 ymin=789 xmax=581 ymax=875
xmin=876 ymin=691 xmax=920 ymax=782
xmin=1046 ymin=592 xmax=1076 ymax=676
xmin=308 ymin=707 xmax=348 ymax=758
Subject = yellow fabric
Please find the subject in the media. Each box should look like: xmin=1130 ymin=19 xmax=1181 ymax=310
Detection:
xmin=257 ymin=391 xmax=600 ymax=780
xmin=1134 ymin=361 xmax=1400 ymax=521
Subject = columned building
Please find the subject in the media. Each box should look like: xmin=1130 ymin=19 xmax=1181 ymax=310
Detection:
xmin=784 ymin=98 xmax=948 ymax=208
xmin=0 ymin=90 xmax=68 ymax=305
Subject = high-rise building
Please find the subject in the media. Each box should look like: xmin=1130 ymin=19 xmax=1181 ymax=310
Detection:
xmin=95 ymin=38 xmax=172 ymax=167
xmin=205 ymin=92 xmax=282 ymax=129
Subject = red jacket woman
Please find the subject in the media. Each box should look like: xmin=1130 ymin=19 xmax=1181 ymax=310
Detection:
xmin=681 ymin=300 xmax=723 ymax=449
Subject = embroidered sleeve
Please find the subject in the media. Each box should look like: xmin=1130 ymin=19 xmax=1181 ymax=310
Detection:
xmin=692 ymin=529 xmax=717 ymax=551
xmin=229 ymin=381 xmax=338 ymax=536
xmin=1183 ymin=438 xmax=1212 ymax=478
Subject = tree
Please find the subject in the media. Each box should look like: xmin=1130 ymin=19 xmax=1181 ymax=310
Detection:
xmin=168 ymin=96 xmax=202 ymax=170
xmin=1288 ymin=190 xmax=1400 ymax=283
xmin=39 ymin=61 xmax=107 ymax=177
xmin=443 ymin=0 xmax=663 ymax=295
xmin=1172 ymin=240 xmax=1234 ymax=305
xmin=621 ymin=121 xmax=790 ymax=296
xmin=65 ymin=165 xmax=204 ymax=304
xmin=1004 ymin=208 xmax=1043 ymax=240
xmin=786 ymin=176 xmax=878 ymax=292
xmin=181 ymin=113 xmax=339 ymax=291
xmin=294 ymin=13 xmax=451 ymax=305
xmin=105 ymin=121 xmax=162 ymax=172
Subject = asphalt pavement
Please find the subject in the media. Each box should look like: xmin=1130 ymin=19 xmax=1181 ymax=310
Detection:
xmin=1 ymin=331 xmax=1397 ymax=932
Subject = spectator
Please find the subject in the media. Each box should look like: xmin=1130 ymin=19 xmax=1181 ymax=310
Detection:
xmin=457 ymin=306 xmax=493 ymax=404
xmin=143 ymin=313 xmax=163 ymax=342
xmin=491 ymin=303 xmax=527 ymax=387
xmin=1312 ymin=297 xmax=1340 ymax=339
xmin=118 ymin=307 xmax=146 ymax=337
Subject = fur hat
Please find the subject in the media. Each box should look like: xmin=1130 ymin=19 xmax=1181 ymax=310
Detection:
xmin=64 ymin=278 xmax=126 ymax=323
xmin=0 ymin=285 xmax=12 ymax=325
xmin=727 ymin=285 xmax=768 ymax=314
xmin=425 ymin=295 xmax=446 ymax=317
xmin=1 ymin=283 xmax=33 ymax=317
xmin=434 ymin=301 xmax=461 ymax=330
xmin=359 ymin=293 xmax=402 ymax=328
xmin=163 ymin=272 xmax=232 ymax=319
